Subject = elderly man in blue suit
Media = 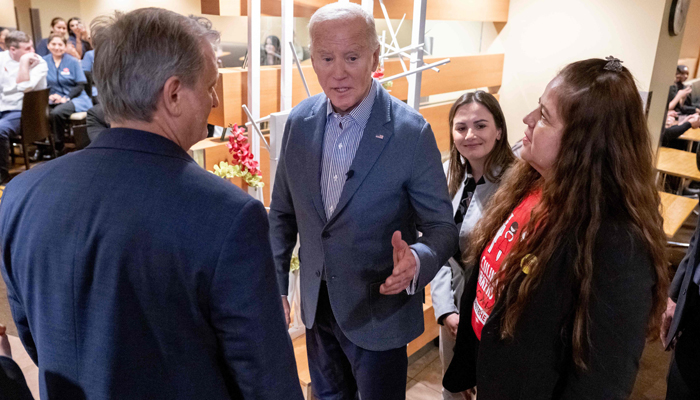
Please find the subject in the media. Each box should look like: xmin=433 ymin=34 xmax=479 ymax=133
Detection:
xmin=0 ymin=8 xmax=303 ymax=400
xmin=269 ymin=3 xmax=458 ymax=399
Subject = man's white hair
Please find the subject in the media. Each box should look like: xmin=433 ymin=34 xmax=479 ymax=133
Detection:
xmin=309 ymin=3 xmax=379 ymax=51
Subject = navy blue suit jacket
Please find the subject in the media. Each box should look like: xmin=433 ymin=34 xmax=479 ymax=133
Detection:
xmin=0 ymin=129 xmax=303 ymax=399
xmin=667 ymin=218 xmax=700 ymax=348
xmin=269 ymin=83 xmax=458 ymax=351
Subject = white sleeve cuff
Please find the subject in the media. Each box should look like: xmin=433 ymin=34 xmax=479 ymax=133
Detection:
xmin=406 ymin=248 xmax=421 ymax=295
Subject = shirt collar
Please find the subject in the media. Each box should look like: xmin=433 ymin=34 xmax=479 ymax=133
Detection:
xmin=326 ymin=78 xmax=377 ymax=129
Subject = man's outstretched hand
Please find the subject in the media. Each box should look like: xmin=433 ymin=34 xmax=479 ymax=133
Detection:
xmin=380 ymin=231 xmax=417 ymax=295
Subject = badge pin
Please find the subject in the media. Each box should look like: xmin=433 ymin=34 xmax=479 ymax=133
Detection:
xmin=375 ymin=135 xmax=384 ymax=139
xmin=521 ymin=254 xmax=537 ymax=275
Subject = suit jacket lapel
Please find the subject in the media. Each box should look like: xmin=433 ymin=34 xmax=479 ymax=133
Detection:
xmin=303 ymin=96 xmax=329 ymax=224
xmin=327 ymin=87 xmax=393 ymax=225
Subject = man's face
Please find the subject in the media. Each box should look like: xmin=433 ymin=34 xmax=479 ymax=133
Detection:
xmin=9 ymin=41 xmax=34 ymax=62
xmin=179 ymin=45 xmax=219 ymax=149
xmin=310 ymin=17 xmax=379 ymax=115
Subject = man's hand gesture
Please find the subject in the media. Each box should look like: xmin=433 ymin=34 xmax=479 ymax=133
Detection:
xmin=380 ymin=231 xmax=417 ymax=295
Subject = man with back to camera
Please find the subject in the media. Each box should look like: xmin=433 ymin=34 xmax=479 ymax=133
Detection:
xmin=0 ymin=30 xmax=47 ymax=184
xmin=268 ymin=3 xmax=458 ymax=399
xmin=0 ymin=8 xmax=303 ymax=399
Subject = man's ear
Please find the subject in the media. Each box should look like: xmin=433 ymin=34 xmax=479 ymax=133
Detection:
xmin=371 ymin=45 xmax=380 ymax=72
xmin=161 ymin=76 xmax=184 ymax=117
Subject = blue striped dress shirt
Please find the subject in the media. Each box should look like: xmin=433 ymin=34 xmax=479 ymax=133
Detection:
xmin=321 ymin=79 xmax=377 ymax=219
xmin=319 ymin=79 xmax=420 ymax=294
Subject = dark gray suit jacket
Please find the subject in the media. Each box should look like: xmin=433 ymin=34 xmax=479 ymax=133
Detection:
xmin=269 ymin=84 xmax=458 ymax=351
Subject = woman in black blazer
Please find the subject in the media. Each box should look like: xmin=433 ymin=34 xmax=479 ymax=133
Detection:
xmin=443 ymin=57 xmax=669 ymax=399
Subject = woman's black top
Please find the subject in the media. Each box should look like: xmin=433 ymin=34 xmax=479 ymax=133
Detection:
xmin=443 ymin=217 xmax=655 ymax=400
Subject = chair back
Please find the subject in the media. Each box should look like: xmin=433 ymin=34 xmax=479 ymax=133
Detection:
xmin=20 ymin=88 xmax=51 ymax=145
xmin=73 ymin=125 xmax=90 ymax=150
xmin=84 ymin=70 xmax=96 ymax=104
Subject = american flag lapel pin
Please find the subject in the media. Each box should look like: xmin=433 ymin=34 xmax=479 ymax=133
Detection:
xmin=375 ymin=134 xmax=384 ymax=139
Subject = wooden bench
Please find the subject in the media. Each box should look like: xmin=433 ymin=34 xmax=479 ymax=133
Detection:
xmin=292 ymin=284 xmax=439 ymax=399
xmin=659 ymin=191 xmax=698 ymax=238
xmin=657 ymin=147 xmax=700 ymax=181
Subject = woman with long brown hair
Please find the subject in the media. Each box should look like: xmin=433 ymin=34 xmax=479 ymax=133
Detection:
xmin=431 ymin=90 xmax=515 ymax=400
xmin=443 ymin=57 xmax=669 ymax=399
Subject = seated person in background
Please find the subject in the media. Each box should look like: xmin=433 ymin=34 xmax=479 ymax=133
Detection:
xmin=43 ymin=33 xmax=92 ymax=152
xmin=0 ymin=31 xmax=47 ymax=183
xmin=36 ymin=18 xmax=78 ymax=59
xmin=663 ymin=110 xmax=700 ymax=149
xmin=67 ymin=17 xmax=91 ymax=59
xmin=263 ymin=35 xmax=281 ymax=65
xmin=0 ymin=28 xmax=9 ymax=51
xmin=86 ymin=103 xmax=108 ymax=142
xmin=669 ymin=65 xmax=700 ymax=115
xmin=0 ymin=324 xmax=33 ymax=400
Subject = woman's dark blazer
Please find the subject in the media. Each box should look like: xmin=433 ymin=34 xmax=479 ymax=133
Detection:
xmin=443 ymin=218 xmax=656 ymax=400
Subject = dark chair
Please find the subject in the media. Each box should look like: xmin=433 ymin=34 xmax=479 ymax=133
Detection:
xmin=72 ymin=124 xmax=90 ymax=150
xmin=9 ymin=88 xmax=55 ymax=171
xmin=84 ymin=70 xmax=98 ymax=105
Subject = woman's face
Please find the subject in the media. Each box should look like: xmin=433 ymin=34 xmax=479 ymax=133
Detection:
xmin=48 ymin=38 xmax=66 ymax=57
xmin=452 ymin=102 xmax=501 ymax=166
xmin=53 ymin=21 xmax=67 ymax=35
xmin=69 ymin=19 xmax=81 ymax=34
xmin=521 ymin=77 xmax=565 ymax=180
xmin=265 ymin=38 xmax=276 ymax=54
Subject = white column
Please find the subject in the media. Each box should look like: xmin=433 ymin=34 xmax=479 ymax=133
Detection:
xmin=406 ymin=0 xmax=427 ymax=111
xmin=362 ymin=0 xmax=374 ymax=14
xmin=281 ymin=0 xmax=294 ymax=111
xmin=247 ymin=0 xmax=261 ymax=198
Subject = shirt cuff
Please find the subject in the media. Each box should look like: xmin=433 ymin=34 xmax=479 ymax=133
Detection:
xmin=406 ymin=247 xmax=421 ymax=295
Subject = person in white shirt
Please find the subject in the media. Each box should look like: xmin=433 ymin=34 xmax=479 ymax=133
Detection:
xmin=0 ymin=31 xmax=47 ymax=183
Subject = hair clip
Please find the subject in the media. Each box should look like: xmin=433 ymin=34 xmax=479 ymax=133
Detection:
xmin=604 ymin=56 xmax=623 ymax=73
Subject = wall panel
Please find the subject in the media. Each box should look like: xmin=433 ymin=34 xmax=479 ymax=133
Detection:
xmin=209 ymin=54 xmax=504 ymax=128
xmin=202 ymin=0 xmax=509 ymax=21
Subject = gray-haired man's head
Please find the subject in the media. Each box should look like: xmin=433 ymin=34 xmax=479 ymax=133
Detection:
xmin=308 ymin=3 xmax=380 ymax=115
xmin=309 ymin=3 xmax=379 ymax=52
xmin=91 ymin=7 xmax=221 ymax=136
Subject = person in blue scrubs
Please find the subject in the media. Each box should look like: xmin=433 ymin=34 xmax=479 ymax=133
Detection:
xmin=43 ymin=34 xmax=92 ymax=151
xmin=36 ymin=17 xmax=70 ymax=57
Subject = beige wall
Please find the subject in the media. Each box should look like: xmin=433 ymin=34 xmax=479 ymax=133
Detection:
xmin=680 ymin=0 xmax=700 ymax=60
xmin=0 ymin=0 xmax=16 ymax=28
xmin=32 ymin=0 xmax=81 ymax=38
xmin=14 ymin=0 xmax=32 ymax=34
xmin=496 ymin=0 xmax=675 ymax=148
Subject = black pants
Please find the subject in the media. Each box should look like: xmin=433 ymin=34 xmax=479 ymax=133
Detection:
xmin=50 ymin=101 xmax=76 ymax=149
xmin=306 ymin=282 xmax=408 ymax=400
xmin=667 ymin=291 xmax=700 ymax=399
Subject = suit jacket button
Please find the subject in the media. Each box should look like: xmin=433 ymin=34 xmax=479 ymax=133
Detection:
xmin=322 ymin=231 xmax=330 ymax=239
xmin=315 ymin=271 xmax=321 ymax=277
